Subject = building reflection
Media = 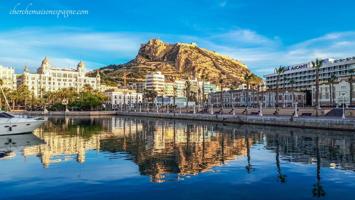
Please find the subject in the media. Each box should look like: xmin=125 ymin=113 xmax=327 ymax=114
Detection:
xmin=2 ymin=116 xmax=354 ymax=184
xmin=100 ymin=120 xmax=260 ymax=182
xmin=24 ymin=117 xmax=104 ymax=167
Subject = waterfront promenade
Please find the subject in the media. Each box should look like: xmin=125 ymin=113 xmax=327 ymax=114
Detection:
xmin=116 ymin=111 xmax=355 ymax=131
xmin=13 ymin=108 xmax=355 ymax=131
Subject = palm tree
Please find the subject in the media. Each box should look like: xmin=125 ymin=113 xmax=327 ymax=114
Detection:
xmin=219 ymin=74 xmax=225 ymax=109
xmin=348 ymin=69 xmax=354 ymax=106
xmin=311 ymin=59 xmax=323 ymax=116
xmin=201 ymin=70 xmax=207 ymax=106
xmin=0 ymin=79 xmax=11 ymax=111
xmin=244 ymin=73 xmax=253 ymax=110
xmin=173 ymin=85 xmax=177 ymax=114
xmin=288 ymin=79 xmax=295 ymax=107
xmin=275 ymin=66 xmax=286 ymax=109
xmin=0 ymin=79 xmax=3 ymax=110
xmin=0 ymin=79 xmax=3 ymax=108
xmin=143 ymin=89 xmax=158 ymax=110
xmin=185 ymin=80 xmax=191 ymax=109
xmin=328 ymin=74 xmax=337 ymax=107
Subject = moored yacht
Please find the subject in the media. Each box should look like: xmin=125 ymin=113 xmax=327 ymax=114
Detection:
xmin=0 ymin=112 xmax=46 ymax=135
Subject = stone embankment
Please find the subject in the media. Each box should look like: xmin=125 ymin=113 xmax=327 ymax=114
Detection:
xmin=9 ymin=110 xmax=355 ymax=131
xmin=116 ymin=112 xmax=355 ymax=131
xmin=10 ymin=111 xmax=117 ymax=116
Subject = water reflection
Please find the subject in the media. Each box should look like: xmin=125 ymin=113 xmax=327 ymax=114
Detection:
xmin=2 ymin=116 xmax=355 ymax=185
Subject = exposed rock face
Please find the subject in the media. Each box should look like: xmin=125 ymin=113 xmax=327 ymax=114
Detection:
xmin=100 ymin=39 xmax=260 ymax=85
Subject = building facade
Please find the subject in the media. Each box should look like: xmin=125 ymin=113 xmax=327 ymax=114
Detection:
xmin=0 ymin=65 xmax=17 ymax=90
xmin=19 ymin=58 xmax=101 ymax=97
xmin=208 ymin=90 xmax=306 ymax=107
xmin=264 ymin=57 xmax=355 ymax=91
xmin=106 ymin=89 xmax=143 ymax=110
xmin=264 ymin=57 xmax=355 ymax=106
xmin=313 ymin=76 xmax=355 ymax=106
xmin=145 ymin=71 xmax=165 ymax=96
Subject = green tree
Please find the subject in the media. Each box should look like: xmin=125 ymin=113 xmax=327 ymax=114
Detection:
xmin=71 ymin=91 xmax=107 ymax=111
xmin=17 ymin=84 xmax=31 ymax=110
xmin=143 ymin=89 xmax=157 ymax=103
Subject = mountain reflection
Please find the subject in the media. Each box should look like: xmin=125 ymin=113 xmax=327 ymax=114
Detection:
xmin=100 ymin=120 xmax=259 ymax=182
xmin=1 ymin=116 xmax=354 ymax=183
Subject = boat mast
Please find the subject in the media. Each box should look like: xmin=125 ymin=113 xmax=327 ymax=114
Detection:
xmin=0 ymin=85 xmax=11 ymax=112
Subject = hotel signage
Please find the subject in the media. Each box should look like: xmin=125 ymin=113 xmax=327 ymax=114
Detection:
xmin=284 ymin=63 xmax=308 ymax=71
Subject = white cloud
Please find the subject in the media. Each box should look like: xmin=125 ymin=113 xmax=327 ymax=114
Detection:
xmin=219 ymin=1 xmax=228 ymax=7
xmin=0 ymin=27 xmax=144 ymax=72
xmin=195 ymin=30 xmax=355 ymax=76
xmin=1 ymin=27 xmax=355 ymax=77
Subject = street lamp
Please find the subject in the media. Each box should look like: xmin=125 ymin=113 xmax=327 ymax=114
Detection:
xmin=62 ymin=98 xmax=69 ymax=112
xmin=342 ymin=93 xmax=346 ymax=119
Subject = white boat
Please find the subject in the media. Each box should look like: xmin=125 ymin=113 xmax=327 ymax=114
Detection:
xmin=0 ymin=112 xmax=46 ymax=135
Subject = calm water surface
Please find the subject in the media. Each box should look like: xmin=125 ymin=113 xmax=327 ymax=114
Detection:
xmin=0 ymin=116 xmax=355 ymax=200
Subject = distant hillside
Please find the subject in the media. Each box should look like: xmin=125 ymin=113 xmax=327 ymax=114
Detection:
xmin=98 ymin=39 xmax=261 ymax=86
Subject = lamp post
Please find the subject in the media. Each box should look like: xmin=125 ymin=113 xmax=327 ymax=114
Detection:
xmin=294 ymin=102 xmax=298 ymax=118
xmin=173 ymin=85 xmax=177 ymax=116
xmin=62 ymin=98 xmax=69 ymax=113
xmin=342 ymin=93 xmax=346 ymax=119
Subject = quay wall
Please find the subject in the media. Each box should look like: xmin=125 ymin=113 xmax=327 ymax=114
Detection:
xmin=116 ymin=112 xmax=355 ymax=131
xmin=10 ymin=111 xmax=117 ymax=116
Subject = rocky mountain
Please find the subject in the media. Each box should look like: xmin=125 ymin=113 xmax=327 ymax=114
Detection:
xmin=99 ymin=39 xmax=261 ymax=86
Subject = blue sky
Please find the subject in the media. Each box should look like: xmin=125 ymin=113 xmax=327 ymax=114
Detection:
xmin=0 ymin=0 xmax=355 ymax=76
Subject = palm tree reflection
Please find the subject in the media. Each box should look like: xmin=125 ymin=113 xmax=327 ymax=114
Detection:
xmin=275 ymin=134 xmax=286 ymax=183
xmin=245 ymin=129 xmax=253 ymax=174
xmin=312 ymin=136 xmax=326 ymax=197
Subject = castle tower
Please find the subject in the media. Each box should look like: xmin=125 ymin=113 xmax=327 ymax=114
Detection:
xmin=77 ymin=61 xmax=86 ymax=76
xmin=37 ymin=57 xmax=51 ymax=74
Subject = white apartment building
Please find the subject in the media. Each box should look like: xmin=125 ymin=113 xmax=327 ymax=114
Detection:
xmin=174 ymin=80 xmax=186 ymax=97
xmin=19 ymin=57 xmax=101 ymax=97
xmin=313 ymin=77 xmax=355 ymax=106
xmin=145 ymin=71 xmax=165 ymax=96
xmin=0 ymin=65 xmax=17 ymax=90
xmin=106 ymin=89 xmax=143 ymax=109
xmin=264 ymin=57 xmax=355 ymax=91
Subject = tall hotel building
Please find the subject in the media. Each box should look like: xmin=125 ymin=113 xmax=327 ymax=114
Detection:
xmin=145 ymin=71 xmax=165 ymax=96
xmin=0 ymin=65 xmax=17 ymax=90
xmin=264 ymin=57 xmax=355 ymax=104
xmin=19 ymin=57 xmax=101 ymax=97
